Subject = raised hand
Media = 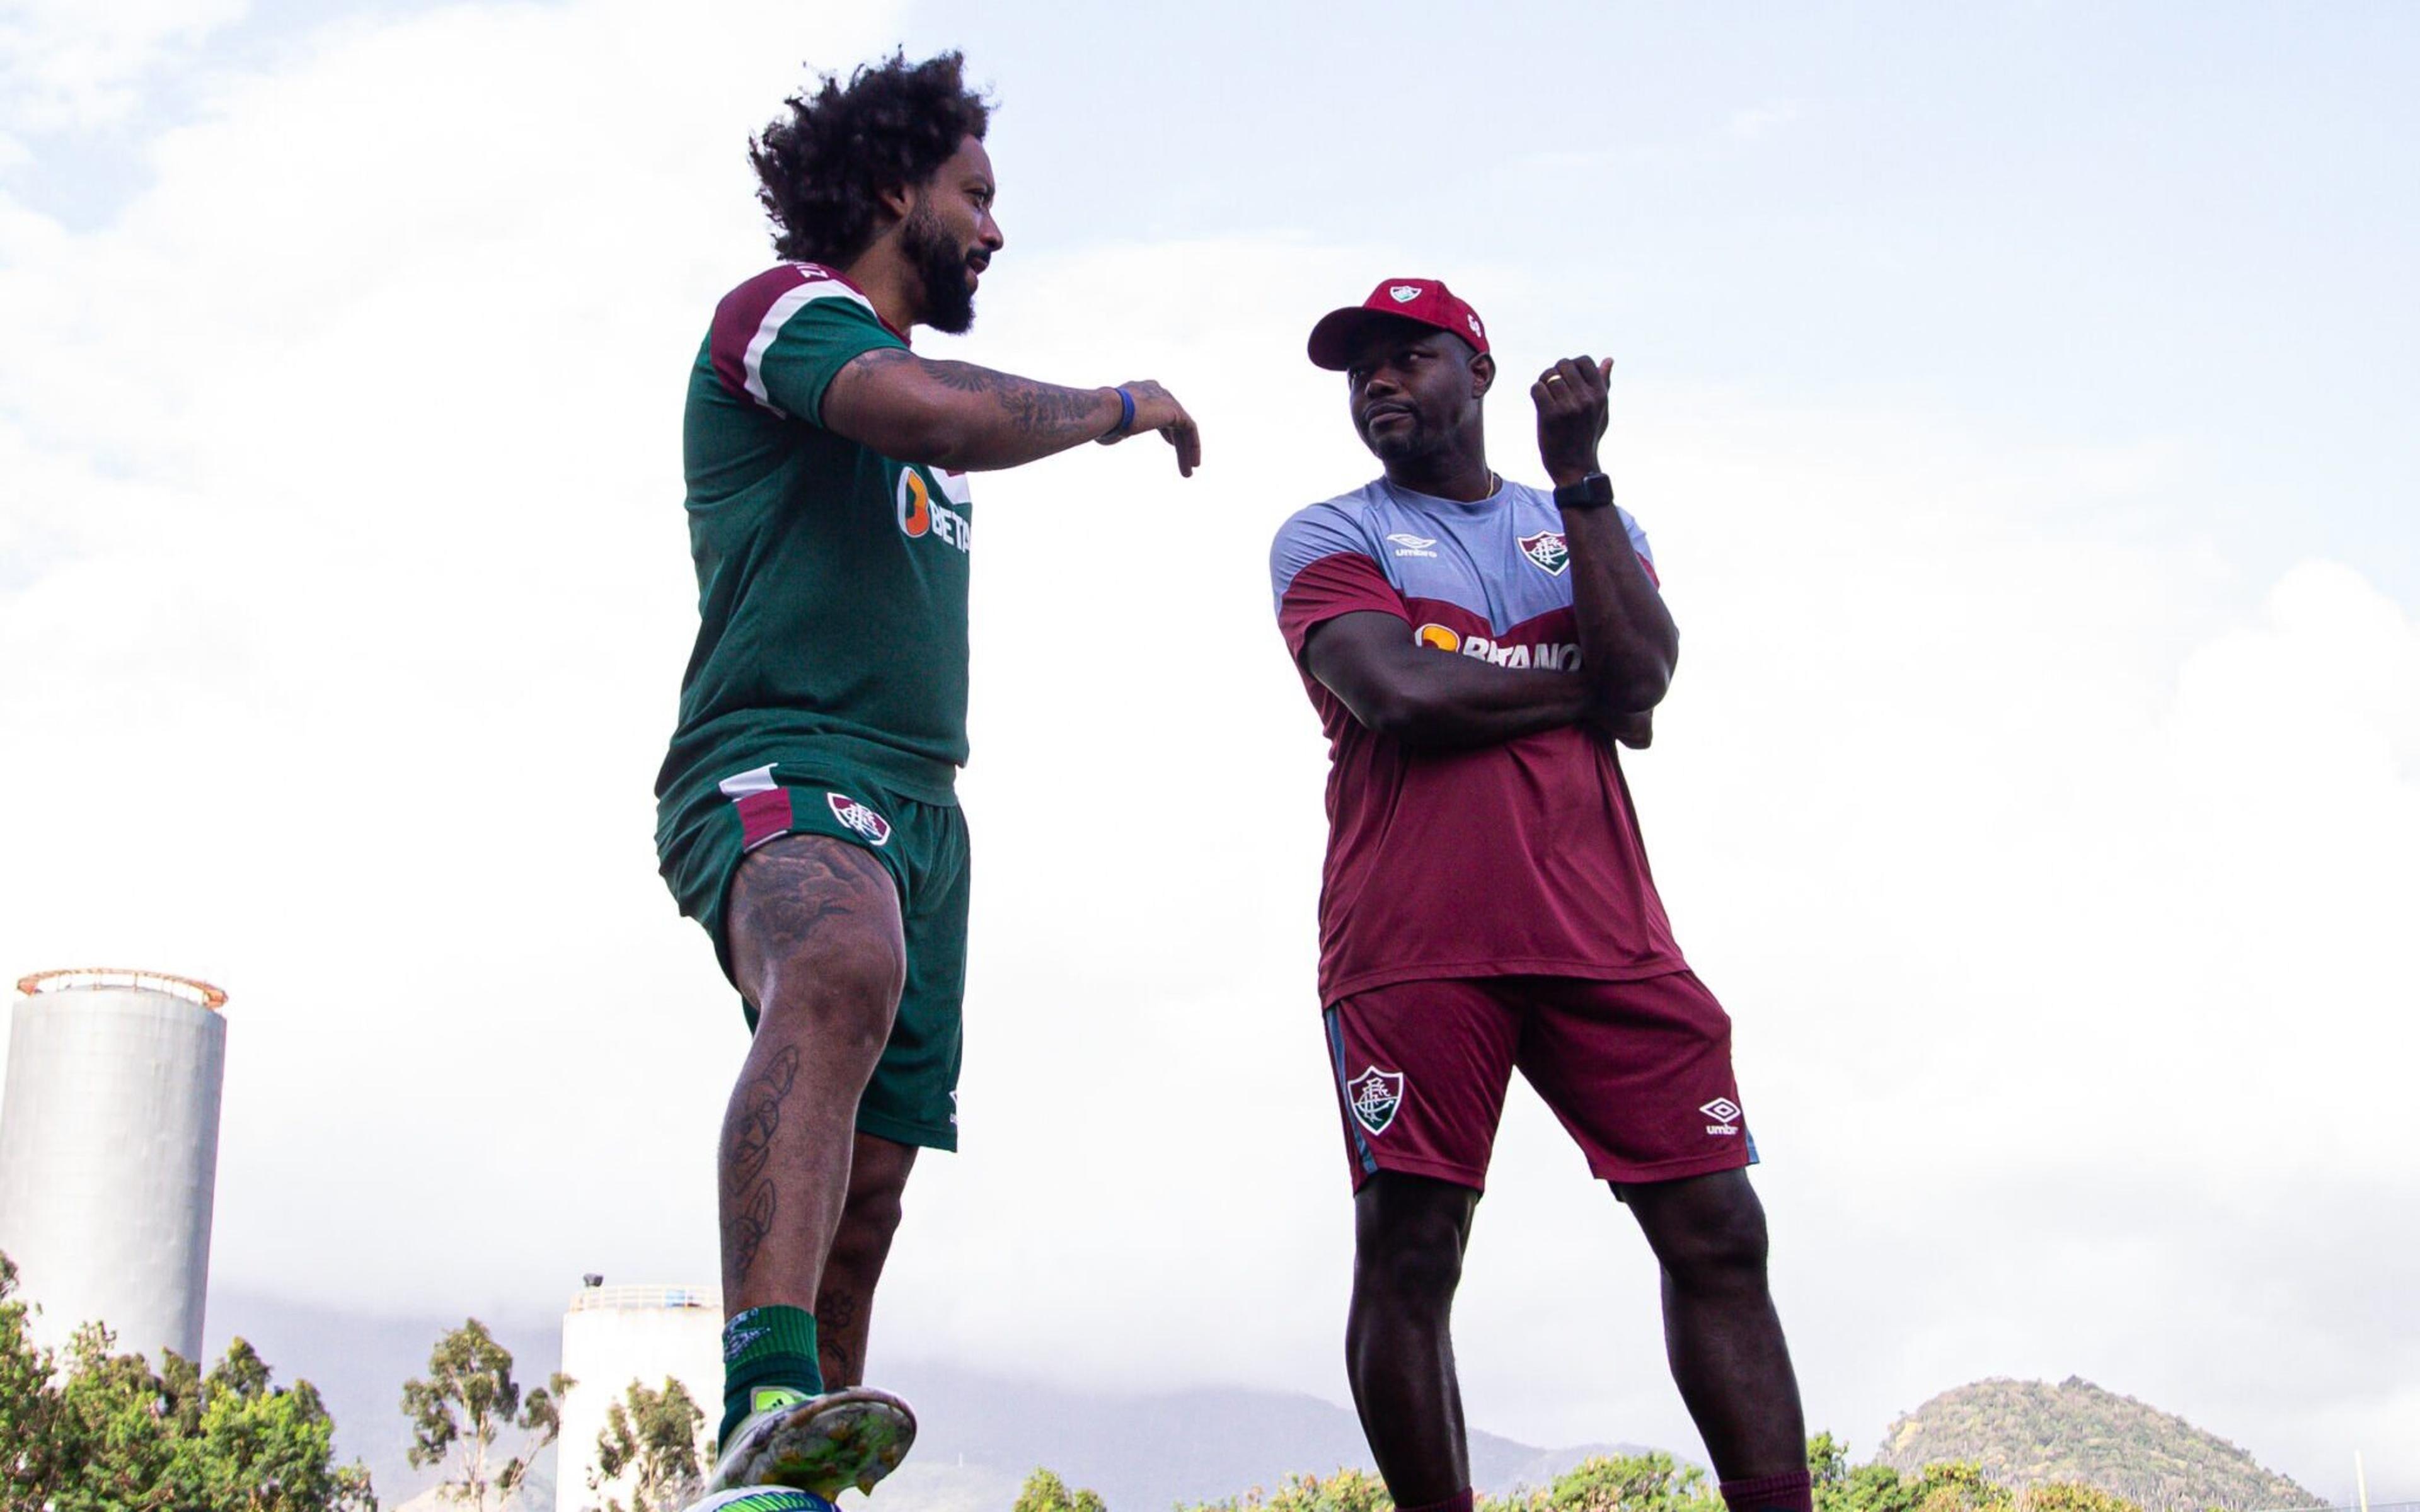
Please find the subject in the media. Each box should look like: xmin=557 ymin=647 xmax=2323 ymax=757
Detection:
xmin=1102 ymin=380 xmax=1202 ymax=477
xmin=1531 ymin=355 xmax=1613 ymax=488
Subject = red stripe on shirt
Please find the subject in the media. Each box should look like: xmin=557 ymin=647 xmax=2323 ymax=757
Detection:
xmin=735 ymin=788 xmax=793 ymax=851
xmin=1278 ymin=552 xmax=1407 ymax=658
xmin=709 ymin=265 xmax=818 ymax=400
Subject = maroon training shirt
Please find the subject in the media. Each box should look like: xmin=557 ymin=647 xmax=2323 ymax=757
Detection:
xmin=1270 ymin=475 xmax=1689 ymax=1005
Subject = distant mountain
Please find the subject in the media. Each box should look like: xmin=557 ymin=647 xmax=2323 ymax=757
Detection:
xmin=207 ymin=1290 xmax=1671 ymax=1512
xmin=1876 ymin=1377 xmax=2321 ymax=1511
xmin=875 ymin=1360 xmax=1669 ymax=1512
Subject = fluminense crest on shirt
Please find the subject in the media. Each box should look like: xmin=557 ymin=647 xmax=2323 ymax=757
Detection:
xmin=1518 ymin=529 xmax=1570 ymax=576
xmin=1347 ymin=1066 xmax=1405 ymax=1136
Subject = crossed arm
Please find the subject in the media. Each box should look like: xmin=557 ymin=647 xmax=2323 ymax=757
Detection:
xmin=1305 ymin=352 xmax=1678 ymax=752
xmin=1307 ymin=611 xmax=1601 ymax=748
xmin=1304 ymin=609 xmax=1664 ymax=751
xmin=821 ymin=347 xmax=1201 ymax=474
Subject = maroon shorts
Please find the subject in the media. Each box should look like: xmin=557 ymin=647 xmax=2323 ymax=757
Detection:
xmin=1322 ymin=971 xmax=1757 ymax=1192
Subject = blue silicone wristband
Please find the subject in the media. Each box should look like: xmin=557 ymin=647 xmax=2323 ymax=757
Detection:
xmin=1107 ymin=386 xmax=1136 ymax=438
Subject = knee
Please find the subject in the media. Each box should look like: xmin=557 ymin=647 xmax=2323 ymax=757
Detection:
xmin=1356 ymin=1228 xmax=1465 ymax=1305
xmin=1656 ymin=1197 xmax=1770 ymax=1294
xmin=752 ymin=932 xmax=905 ymax=1051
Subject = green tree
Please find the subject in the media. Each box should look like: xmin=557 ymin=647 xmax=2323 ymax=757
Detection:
xmin=180 ymin=1340 xmax=377 ymax=1511
xmin=2018 ymin=1486 xmax=2139 ymax=1512
xmin=589 ymin=1377 xmax=708 ymax=1512
xmin=1908 ymin=1463 xmax=2014 ymax=1512
xmin=1183 ymin=1468 xmax=1393 ymax=1512
xmin=0 ymin=1254 xmax=72 ymax=1507
xmin=1480 ymin=1453 xmax=1721 ymax=1512
xmin=1016 ymin=1466 xmax=1111 ymax=1512
xmin=401 ymin=1319 xmax=568 ymax=1511
xmin=0 ymin=1260 xmax=374 ymax=1512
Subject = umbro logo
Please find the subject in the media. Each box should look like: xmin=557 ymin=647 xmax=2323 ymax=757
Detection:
xmin=1386 ymin=531 xmax=1438 ymax=558
xmin=1700 ymin=1097 xmax=1742 ymax=1137
xmin=1388 ymin=285 xmax=1422 ymax=303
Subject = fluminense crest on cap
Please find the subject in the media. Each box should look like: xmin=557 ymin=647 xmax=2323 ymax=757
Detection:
xmin=1306 ymin=276 xmax=1492 ymax=369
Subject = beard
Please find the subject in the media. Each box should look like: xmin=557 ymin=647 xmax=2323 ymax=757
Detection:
xmin=902 ymin=202 xmax=979 ymax=335
xmin=1359 ymin=409 xmax=1437 ymax=467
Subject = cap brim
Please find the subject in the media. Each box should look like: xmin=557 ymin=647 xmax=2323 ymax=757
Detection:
xmin=1306 ymin=307 xmax=1435 ymax=370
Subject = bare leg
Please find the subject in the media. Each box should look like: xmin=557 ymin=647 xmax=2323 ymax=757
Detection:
xmin=1346 ymin=1172 xmax=1479 ymax=1505
xmin=720 ymin=836 xmax=906 ymax=1317
xmin=814 ymin=1132 xmax=918 ymax=1388
xmin=1617 ymin=1169 xmax=1806 ymax=1479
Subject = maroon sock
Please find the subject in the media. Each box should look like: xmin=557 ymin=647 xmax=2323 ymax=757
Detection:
xmin=1720 ymin=1470 xmax=1812 ymax=1512
xmin=1397 ymin=1492 xmax=1474 ymax=1512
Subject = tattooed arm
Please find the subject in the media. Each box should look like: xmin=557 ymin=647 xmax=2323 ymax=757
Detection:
xmin=820 ymin=347 xmax=1201 ymax=475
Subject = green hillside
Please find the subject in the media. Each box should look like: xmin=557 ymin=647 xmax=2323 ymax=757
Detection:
xmin=1876 ymin=1377 xmax=2320 ymax=1511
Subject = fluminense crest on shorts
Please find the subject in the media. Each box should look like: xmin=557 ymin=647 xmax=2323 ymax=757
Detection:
xmin=1346 ymin=1066 xmax=1405 ymax=1137
xmin=1389 ymin=285 xmax=1422 ymax=303
xmin=827 ymin=793 xmax=892 ymax=846
xmin=1518 ymin=529 xmax=1570 ymax=576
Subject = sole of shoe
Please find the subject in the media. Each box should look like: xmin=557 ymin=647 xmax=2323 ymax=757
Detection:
xmin=713 ymin=1387 xmax=918 ymax=1498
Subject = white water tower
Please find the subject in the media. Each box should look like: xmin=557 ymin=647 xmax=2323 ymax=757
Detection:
xmin=0 ymin=968 xmax=228 ymax=1364
xmin=555 ymin=1278 xmax=722 ymax=1512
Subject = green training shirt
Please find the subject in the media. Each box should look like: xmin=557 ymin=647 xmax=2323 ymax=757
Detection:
xmin=656 ymin=262 xmax=976 ymax=844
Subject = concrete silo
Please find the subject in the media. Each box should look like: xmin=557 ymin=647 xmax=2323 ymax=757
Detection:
xmin=555 ymin=1278 xmax=723 ymax=1512
xmin=0 ymin=968 xmax=228 ymax=1365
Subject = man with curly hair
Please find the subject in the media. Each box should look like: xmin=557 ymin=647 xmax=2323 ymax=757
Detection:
xmin=653 ymin=51 xmax=1200 ymax=1504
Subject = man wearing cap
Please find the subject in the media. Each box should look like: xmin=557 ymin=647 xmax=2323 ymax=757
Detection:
xmin=1267 ymin=280 xmax=1811 ymax=1512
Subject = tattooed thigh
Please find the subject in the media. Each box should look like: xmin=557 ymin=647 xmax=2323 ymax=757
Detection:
xmin=726 ymin=834 xmax=904 ymax=1012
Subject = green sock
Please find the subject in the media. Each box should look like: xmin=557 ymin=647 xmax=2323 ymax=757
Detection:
xmin=719 ymin=1305 xmax=822 ymax=1448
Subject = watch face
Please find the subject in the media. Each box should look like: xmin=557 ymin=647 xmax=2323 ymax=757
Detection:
xmin=1557 ymin=474 xmax=1613 ymax=508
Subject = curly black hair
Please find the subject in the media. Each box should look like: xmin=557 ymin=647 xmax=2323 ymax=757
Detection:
xmin=749 ymin=50 xmax=993 ymax=266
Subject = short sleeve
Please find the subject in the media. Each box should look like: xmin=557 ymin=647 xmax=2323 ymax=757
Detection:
xmin=1270 ymin=505 xmax=1406 ymax=658
xmin=708 ymin=265 xmax=905 ymax=425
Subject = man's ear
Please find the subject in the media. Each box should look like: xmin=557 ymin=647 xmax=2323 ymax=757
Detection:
xmin=875 ymin=178 xmax=916 ymax=226
xmin=1470 ymin=351 xmax=1496 ymax=398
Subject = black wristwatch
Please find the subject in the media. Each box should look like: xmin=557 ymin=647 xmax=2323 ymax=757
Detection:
xmin=1553 ymin=471 xmax=1614 ymax=511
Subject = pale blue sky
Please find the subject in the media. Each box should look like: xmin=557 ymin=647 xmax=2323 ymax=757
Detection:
xmin=921 ymin=1 xmax=2420 ymax=604
xmin=14 ymin=1 xmax=2420 ymax=604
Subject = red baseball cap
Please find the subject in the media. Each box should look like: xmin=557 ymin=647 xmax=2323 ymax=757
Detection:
xmin=1306 ymin=277 xmax=1490 ymax=370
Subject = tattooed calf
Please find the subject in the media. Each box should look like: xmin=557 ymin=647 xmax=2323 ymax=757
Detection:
xmin=724 ymin=1044 xmax=801 ymax=1196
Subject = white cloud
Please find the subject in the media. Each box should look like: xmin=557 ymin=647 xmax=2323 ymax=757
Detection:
xmin=1728 ymin=100 xmax=1799 ymax=142
xmin=0 ymin=0 xmax=250 ymax=132
xmin=1 ymin=4 xmax=2414 ymax=1500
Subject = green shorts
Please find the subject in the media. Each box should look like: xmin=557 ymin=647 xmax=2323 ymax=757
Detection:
xmin=659 ymin=757 xmax=969 ymax=1152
